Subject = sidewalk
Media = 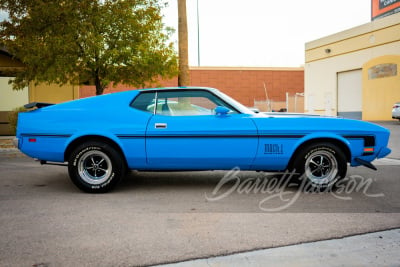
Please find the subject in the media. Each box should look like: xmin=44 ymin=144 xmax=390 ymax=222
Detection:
xmin=157 ymin=229 xmax=400 ymax=267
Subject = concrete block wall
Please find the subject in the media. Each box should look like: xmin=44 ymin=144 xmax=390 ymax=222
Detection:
xmin=80 ymin=67 xmax=304 ymax=108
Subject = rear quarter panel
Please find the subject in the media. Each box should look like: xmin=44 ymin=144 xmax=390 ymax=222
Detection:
xmin=16 ymin=91 xmax=151 ymax=167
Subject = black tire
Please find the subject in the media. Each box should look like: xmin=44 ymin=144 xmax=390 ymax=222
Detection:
xmin=291 ymin=143 xmax=347 ymax=189
xmin=68 ymin=141 xmax=126 ymax=193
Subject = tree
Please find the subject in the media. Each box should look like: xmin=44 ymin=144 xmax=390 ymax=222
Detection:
xmin=177 ymin=0 xmax=189 ymax=86
xmin=0 ymin=0 xmax=178 ymax=95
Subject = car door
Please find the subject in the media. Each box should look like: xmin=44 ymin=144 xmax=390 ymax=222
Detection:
xmin=145 ymin=89 xmax=258 ymax=170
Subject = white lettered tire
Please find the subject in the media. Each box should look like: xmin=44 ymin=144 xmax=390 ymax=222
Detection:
xmin=68 ymin=141 xmax=125 ymax=193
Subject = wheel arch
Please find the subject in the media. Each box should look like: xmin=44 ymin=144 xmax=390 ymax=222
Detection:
xmin=287 ymin=137 xmax=351 ymax=170
xmin=64 ymin=135 xmax=127 ymax=167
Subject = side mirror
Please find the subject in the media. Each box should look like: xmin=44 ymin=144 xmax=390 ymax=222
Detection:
xmin=249 ymin=108 xmax=260 ymax=113
xmin=215 ymin=106 xmax=230 ymax=116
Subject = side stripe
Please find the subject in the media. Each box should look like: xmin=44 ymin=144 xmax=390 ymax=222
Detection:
xmin=116 ymin=134 xmax=306 ymax=139
xmin=21 ymin=133 xmax=72 ymax=138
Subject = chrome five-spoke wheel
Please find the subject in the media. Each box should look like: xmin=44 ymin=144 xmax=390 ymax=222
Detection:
xmin=78 ymin=150 xmax=112 ymax=185
xmin=305 ymin=150 xmax=338 ymax=186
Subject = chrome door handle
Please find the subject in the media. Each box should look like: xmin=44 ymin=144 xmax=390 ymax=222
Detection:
xmin=155 ymin=123 xmax=167 ymax=129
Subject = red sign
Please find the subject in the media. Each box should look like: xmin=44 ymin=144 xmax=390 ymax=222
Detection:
xmin=371 ymin=0 xmax=400 ymax=20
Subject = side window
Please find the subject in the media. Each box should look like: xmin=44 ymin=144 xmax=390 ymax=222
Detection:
xmin=157 ymin=90 xmax=238 ymax=116
xmin=130 ymin=90 xmax=239 ymax=116
xmin=130 ymin=92 xmax=156 ymax=113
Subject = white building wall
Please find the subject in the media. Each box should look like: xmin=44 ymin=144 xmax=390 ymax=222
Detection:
xmin=305 ymin=39 xmax=400 ymax=115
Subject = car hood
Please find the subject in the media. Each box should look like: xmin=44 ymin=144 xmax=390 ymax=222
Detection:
xmin=252 ymin=113 xmax=390 ymax=136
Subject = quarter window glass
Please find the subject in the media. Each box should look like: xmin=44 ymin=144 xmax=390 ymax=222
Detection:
xmin=130 ymin=92 xmax=156 ymax=113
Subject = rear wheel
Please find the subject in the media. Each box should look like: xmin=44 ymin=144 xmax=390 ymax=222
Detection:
xmin=291 ymin=143 xmax=347 ymax=189
xmin=68 ymin=141 xmax=125 ymax=193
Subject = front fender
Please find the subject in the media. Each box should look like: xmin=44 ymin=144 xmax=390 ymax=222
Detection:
xmin=290 ymin=132 xmax=353 ymax=164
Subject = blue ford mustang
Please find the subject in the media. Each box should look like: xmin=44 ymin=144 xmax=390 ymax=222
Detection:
xmin=15 ymin=87 xmax=391 ymax=193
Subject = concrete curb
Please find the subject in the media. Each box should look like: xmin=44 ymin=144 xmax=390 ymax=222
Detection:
xmin=157 ymin=228 xmax=400 ymax=267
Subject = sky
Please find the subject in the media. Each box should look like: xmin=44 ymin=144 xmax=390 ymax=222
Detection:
xmin=0 ymin=1 xmax=372 ymax=68
xmin=162 ymin=0 xmax=372 ymax=67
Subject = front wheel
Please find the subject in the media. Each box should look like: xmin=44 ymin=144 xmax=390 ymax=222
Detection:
xmin=68 ymin=141 xmax=126 ymax=193
xmin=291 ymin=143 xmax=347 ymax=189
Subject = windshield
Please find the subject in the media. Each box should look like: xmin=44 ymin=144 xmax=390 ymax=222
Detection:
xmin=213 ymin=90 xmax=255 ymax=114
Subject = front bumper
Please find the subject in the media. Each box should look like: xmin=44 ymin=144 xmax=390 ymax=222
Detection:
xmin=377 ymin=147 xmax=391 ymax=159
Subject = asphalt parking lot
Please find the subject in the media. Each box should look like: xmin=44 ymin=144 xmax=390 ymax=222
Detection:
xmin=0 ymin=121 xmax=399 ymax=266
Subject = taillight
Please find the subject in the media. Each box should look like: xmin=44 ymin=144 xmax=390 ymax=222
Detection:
xmin=394 ymin=105 xmax=399 ymax=109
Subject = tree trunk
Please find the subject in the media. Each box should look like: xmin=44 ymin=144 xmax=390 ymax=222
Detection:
xmin=178 ymin=0 xmax=190 ymax=86
xmin=94 ymin=72 xmax=104 ymax=95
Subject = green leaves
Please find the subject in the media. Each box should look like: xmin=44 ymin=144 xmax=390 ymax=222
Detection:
xmin=0 ymin=0 xmax=178 ymax=94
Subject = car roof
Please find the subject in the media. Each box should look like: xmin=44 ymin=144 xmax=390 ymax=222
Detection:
xmin=138 ymin=87 xmax=219 ymax=92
